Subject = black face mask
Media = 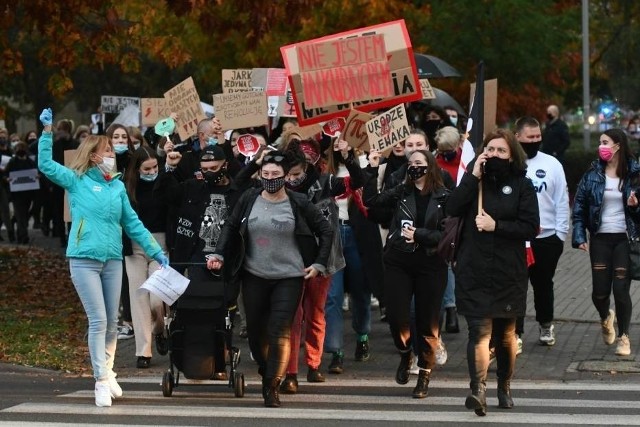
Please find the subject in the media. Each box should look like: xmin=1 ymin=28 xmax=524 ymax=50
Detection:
xmin=0 ymin=138 xmax=7 ymax=146
xmin=423 ymin=119 xmax=440 ymax=135
xmin=547 ymin=113 xmax=554 ymax=121
xmin=407 ymin=165 xmax=428 ymax=181
xmin=16 ymin=150 xmax=27 ymax=157
xmin=27 ymin=138 xmax=37 ymax=144
xmin=441 ymin=150 xmax=457 ymax=162
xmin=202 ymin=168 xmax=226 ymax=186
xmin=519 ymin=141 xmax=542 ymax=159
xmin=483 ymin=157 xmax=511 ymax=180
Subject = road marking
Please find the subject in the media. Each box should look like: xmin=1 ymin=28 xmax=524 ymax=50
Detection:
xmin=3 ymin=403 xmax=640 ymax=425
xmin=117 ymin=376 xmax=640 ymax=391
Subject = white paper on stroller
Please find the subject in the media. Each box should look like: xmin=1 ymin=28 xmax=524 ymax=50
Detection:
xmin=140 ymin=266 xmax=190 ymax=306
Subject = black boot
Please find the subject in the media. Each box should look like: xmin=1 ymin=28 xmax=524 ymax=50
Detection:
xmin=279 ymin=373 xmax=298 ymax=394
xmin=445 ymin=307 xmax=460 ymax=333
xmin=395 ymin=350 xmax=413 ymax=385
xmin=412 ymin=370 xmax=430 ymax=398
xmin=465 ymin=381 xmax=487 ymax=416
xmin=264 ymin=378 xmax=281 ymax=408
xmin=497 ymin=379 xmax=514 ymax=409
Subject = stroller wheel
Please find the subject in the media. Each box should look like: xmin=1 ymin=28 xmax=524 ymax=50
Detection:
xmin=233 ymin=372 xmax=245 ymax=398
xmin=162 ymin=371 xmax=174 ymax=397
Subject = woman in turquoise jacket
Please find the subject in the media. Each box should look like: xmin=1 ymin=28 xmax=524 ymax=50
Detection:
xmin=37 ymin=108 xmax=168 ymax=408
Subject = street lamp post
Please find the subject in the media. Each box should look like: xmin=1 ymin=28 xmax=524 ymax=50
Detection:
xmin=582 ymin=0 xmax=591 ymax=150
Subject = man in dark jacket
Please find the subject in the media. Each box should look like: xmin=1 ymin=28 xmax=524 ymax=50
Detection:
xmin=541 ymin=105 xmax=570 ymax=165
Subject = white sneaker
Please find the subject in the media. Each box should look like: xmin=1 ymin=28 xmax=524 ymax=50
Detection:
xmin=601 ymin=309 xmax=616 ymax=345
xmin=516 ymin=336 xmax=523 ymax=356
xmin=117 ymin=323 xmax=134 ymax=340
xmin=539 ymin=324 xmax=556 ymax=346
xmin=95 ymin=380 xmax=112 ymax=407
xmin=409 ymin=355 xmax=419 ymax=375
xmin=435 ymin=337 xmax=448 ymax=366
xmin=615 ymin=334 xmax=631 ymax=356
xmin=370 ymin=296 xmax=380 ymax=307
xmin=108 ymin=371 xmax=123 ymax=398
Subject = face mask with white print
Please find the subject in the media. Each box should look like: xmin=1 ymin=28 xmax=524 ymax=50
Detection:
xmin=96 ymin=155 xmax=116 ymax=175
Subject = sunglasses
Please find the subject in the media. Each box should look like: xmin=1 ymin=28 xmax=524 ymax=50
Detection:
xmin=263 ymin=154 xmax=285 ymax=163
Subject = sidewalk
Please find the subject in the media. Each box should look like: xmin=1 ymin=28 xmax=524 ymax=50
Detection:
xmin=3 ymin=226 xmax=639 ymax=383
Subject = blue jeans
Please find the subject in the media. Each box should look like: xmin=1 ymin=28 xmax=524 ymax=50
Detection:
xmin=324 ymin=224 xmax=371 ymax=353
xmin=442 ymin=266 xmax=456 ymax=308
xmin=69 ymin=258 xmax=123 ymax=381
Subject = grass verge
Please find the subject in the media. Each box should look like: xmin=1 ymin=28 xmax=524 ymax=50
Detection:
xmin=0 ymin=246 xmax=89 ymax=375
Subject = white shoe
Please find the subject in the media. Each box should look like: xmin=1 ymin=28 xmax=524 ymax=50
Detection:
xmin=370 ymin=296 xmax=380 ymax=307
xmin=516 ymin=336 xmax=523 ymax=356
xmin=108 ymin=371 xmax=123 ymax=398
xmin=342 ymin=294 xmax=350 ymax=312
xmin=435 ymin=337 xmax=448 ymax=366
xmin=95 ymin=380 xmax=112 ymax=407
xmin=615 ymin=334 xmax=631 ymax=356
xmin=539 ymin=324 xmax=556 ymax=346
xmin=601 ymin=309 xmax=616 ymax=345
xmin=409 ymin=355 xmax=419 ymax=375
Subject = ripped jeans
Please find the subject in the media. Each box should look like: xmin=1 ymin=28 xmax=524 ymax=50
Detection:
xmin=589 ymin=233 xmax=632 ymax=336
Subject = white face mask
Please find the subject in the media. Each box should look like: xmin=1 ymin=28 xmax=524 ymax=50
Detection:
xmin=97 ymin=155 xmax=116 ymax=174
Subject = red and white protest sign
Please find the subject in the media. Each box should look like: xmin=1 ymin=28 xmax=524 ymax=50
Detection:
xmin=236 ymin=134 xmax=261 ymax=157
xmin=281 ymin=20 xmax=421 ymax=126
xmin=322 ymin=117 xmax=346 ymax=137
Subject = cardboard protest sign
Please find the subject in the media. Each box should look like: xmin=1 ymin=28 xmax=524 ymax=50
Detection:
xmin=164 ymin=77 xmax=207 ymax=141
xmin=236 ymin=134 xmax=261 ymax=157
xmin=469 ymin=78 xmax=498 ymax=134
xmin=100 ymin=96 xmax=140 ymax=114
xmin=342 ymin=109 xmax=373 ymax=151
xmin=141 ymin=98 xmax=171 ymax=126
xmin=365 ymin=104 xmax=410 ymax=154
xmin=222 ymin=69 xmax=254 ymax=93
xmin=287 ymin=124 xmax=322 ymax=141
xmin=112 ymin=105 xmax=140 ymax=127
xmin=252 ymin=68 xmax=288 ymax=96
xmin=277 ymin=88 xmax=297 ymax=117
xmin=420 ymin=79 xmax=436 ymax=100
xmin=281 ymin=20 xmax=421 ymax=126
xmin=9 ymin=169 xmax=39 ymax=192
xmin=322 ymin=117 xmax=346 ymax=137
xmin=213 ymin=91 xmax=268 ymax=131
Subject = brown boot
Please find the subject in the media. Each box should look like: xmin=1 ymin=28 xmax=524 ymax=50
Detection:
xmin=412 ymin=369 xmax=430 ymax=399
xmin=465 ymin=381 xmax=487 ymax=416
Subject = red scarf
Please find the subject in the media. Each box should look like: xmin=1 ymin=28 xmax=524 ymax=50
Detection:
xmin=335 ymin=175 xmax=368 ymax=218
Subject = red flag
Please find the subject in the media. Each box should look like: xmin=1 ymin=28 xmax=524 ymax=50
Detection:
xmin=526 ymin=241 xmax=535 ymax=267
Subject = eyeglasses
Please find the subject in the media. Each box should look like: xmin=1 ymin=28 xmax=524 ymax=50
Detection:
xmin=263 ymin=154 xmax=285 ymax=163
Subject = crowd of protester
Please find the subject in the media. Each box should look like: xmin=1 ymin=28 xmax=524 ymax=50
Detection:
xmin=1 ymin=101 xmax=636 ymax=413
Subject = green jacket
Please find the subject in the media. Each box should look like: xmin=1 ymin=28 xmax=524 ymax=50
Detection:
xmin=38 ymin=132 xmax=162 ymax=262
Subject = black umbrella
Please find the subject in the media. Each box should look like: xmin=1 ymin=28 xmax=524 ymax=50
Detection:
xmin=415 ymin=88 xmax=465 ymax=116
xmin=414 ymin=53 xmax=461 ymax=78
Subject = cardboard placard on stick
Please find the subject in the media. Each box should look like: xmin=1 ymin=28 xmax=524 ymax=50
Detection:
xmin=141 ymin=98 xmax=171 ymax=126
xmin=287 ymin=124 xmax=322 ymax=141
xmin=342 ymin=109 xmax=374 ymax=151
xmin=164 ymin=77 xmax=206 ymax=141
xmin=213 ymin=91 xmax=268 ymax=131
xmin=277 ymin=87 xmax=297 ymax=117
xmin=222 ymin=69 xmax=254 ymax=93
xmin=365 ymin=104 xmax=410 ymax=154
xmin=420 ymin=79 xmax=436 ymax=99
xmin=297 ymin=34 xmax=393 ymax=108
xmin=281 ymin=20 xmax=421 ymax=126
xmin=469 ymin=78 xmax=498 ymax=134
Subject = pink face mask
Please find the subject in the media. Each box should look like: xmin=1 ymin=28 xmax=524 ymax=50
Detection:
xmin=598 ymin=145 xmax=617 ymax=162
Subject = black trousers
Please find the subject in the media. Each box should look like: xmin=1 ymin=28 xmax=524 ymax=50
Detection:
xmin=383 ymin=248 xmax=447 ymax=369
xmin=466 ymin=317 xmax=517 ymax=387
xmin=589 ymin=233 xmax=632 ymax=336
xmin=516 ymin=234 xmax=564 ymax=334
xmin=242 ymin=271 xmax=303 ymax=380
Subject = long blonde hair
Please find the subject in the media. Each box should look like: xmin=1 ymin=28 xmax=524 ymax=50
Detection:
xmin=69 ymin=135 xmax=112 ymax=174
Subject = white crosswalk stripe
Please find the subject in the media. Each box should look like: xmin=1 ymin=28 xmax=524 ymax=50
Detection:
xmin=2 ymin=379 xmax=639 ymax=425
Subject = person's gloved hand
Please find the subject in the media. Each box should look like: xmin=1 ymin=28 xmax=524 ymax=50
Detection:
xmin=39 ymin=108 xmax=53 ymax=126
xmin=154 ymin=253 xmax=170 ymax=268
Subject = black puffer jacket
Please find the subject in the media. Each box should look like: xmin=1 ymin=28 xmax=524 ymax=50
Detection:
xmin=446 ymin=167 xmax=539 ymax=318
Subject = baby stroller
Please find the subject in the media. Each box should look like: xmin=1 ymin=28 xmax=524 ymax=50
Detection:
xmin=160 ymin=263 xmax=244 ymax=397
